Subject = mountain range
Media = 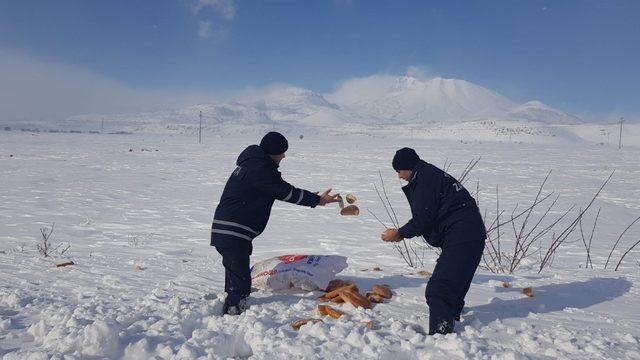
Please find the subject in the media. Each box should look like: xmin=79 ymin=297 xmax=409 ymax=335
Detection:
xmin=62 ymin=75 xmax=582 ymax=131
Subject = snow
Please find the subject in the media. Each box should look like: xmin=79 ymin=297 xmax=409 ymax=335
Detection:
xmin=1 ymin=131 xmax=640 ymax=359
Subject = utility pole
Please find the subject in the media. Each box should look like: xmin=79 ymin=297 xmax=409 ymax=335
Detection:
xmin=101 ymin=119 xmax=104 ymax=133
xmin=199 ymin=111 xmax=203 ymax=144
xmin=618 ymin=117 xmax=624 ymax=149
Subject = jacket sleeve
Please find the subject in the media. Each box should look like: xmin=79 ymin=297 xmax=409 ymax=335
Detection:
xmin=398 ymin=169 xmax=441 ymax=239
xmin=251 ymin=166 xmax=321 ymax=208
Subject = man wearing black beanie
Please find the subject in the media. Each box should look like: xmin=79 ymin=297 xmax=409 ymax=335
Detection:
xmin=382 ymin=147 xmax=486 ymax=335
xmin=211 ymin=132 xmax=340 ymax=315
xmin=259 ymin=131 xmax=289 ymax=157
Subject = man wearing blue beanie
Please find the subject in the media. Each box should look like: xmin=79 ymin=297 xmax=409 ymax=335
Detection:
xmin=211 ymin=132 xmax=340 ymax=315
xmin=382 ymin=147 xmax=486 ymax=335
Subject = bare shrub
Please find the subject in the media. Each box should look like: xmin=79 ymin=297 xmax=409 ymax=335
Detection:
xmin=481 ymin=171 xmax=614 ymax=274
xmin=127 ymin=233 xmax=153 ymax=248
xmin=37 ymin=224 xmax=70 ymax=257
xmin=614 ymin=237 xmax=640 ymax=271
xmin=605 ymin=215 xmax=640 ymax=270
xmin=127 ymin=234 xmax=141 ymax=248
xmin=369 ymin=171 xmax=422 ymax=268
xmin=578 ymin=208 xmax=600 ymax=269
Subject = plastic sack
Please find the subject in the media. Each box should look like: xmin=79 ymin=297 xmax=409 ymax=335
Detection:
xmin=251 ymin=255 xmax=348 ymax=292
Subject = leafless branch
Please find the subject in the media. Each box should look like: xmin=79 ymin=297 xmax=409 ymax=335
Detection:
xmin=605 ymin=214 xmax=640 ymax=269
xmin=615 ymin=237 xmax=640 ymax=271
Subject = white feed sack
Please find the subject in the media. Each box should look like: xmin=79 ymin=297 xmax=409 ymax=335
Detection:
xmin=251 ymin=255 xmax=348 ymax=292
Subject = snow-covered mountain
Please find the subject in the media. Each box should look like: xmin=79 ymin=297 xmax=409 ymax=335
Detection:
xmin=49 ymin=76 xmax=584 ymax=133
xmin=505 ymin=101 xmax=582 ymax=125
xmin=327 ymin=76 xmax=516 ymax=124
xmin=242 ymin=86 xmax=348 ymax=126
xmin=62 ymin=86 xmax=350 ymax=131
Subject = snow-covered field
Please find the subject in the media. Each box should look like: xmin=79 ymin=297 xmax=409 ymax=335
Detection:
xmin=1 ymin=131 xmax=639 ymax=359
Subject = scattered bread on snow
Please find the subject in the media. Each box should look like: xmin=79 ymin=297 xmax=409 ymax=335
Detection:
xmin=320 ymin=284 xmax=358 ymax=301
xmin=372 ymin=284 xmax=392 ymax=299
xmin=291 ymin=318 xmax=322 ymax=330
xmin=325 ymin=279 xmax=351 ymax=292
xmin=366 ymin=293 xmax=385 ymax=303
xmin=317 ymin=305 xmax=345 ymax=319
xmin=339 ymin=289 xmax=373 ymax=309
xmin=345 ymin=194 xmax=357 ymax=204
xmin=357 ymin=320 xmax=376 ymax=330
xmin=340 ymin=205 xmax=360 ymax=216
xmin=55 ymin=261 xmax=75 ymax=268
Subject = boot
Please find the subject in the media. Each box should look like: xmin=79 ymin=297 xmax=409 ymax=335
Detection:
xmin=429 ymin=318 xmax=454 ymax=335
xmin=223 ymin=297 xmax=248 ymax=315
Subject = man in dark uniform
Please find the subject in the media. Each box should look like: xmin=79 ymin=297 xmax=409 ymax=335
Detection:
xmin=381 ymin=147 xmax=486 ymax=335
xmin=212 ymin=131 xmax=340 ymax=315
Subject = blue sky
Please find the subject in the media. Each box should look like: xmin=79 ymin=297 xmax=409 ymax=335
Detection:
xmin=0 ymin=0 xmax=639 ymax=120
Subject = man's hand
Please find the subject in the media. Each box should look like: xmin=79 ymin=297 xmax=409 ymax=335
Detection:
xmin=318 ymin=188 xmax=341 ymax=206
xmin=381 ymin=228 xmax=403 ymax=242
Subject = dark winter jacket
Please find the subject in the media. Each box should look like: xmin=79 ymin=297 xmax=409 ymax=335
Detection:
xmin=211 ymin=145 xmax=320 ymax=245
xmin=398 ymin=160 xmax=486 ymax=247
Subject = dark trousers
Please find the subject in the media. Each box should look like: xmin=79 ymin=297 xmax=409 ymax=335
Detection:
xmin=214 ymin=237 xmax=253 ymax=307
xmin=426 ymin=213 xmax=485 ymax=335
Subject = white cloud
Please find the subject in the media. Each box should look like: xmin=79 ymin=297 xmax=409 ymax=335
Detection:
xmin=405 ymin=65 xmax=435 ymax=80
xmin=325 ymin=74 xmax=399 ymax=105
xmin=0 ymin=50 xmax=219 ymax=122
xmin=198 ymin=20 xmax=212 ymax=38
xmin=192 ymin=0 xmax=236 ymax=19
xmin=191 ymin=0 xmax=235 ymax=38
xmin=197 ymin=20 xmax=229 ymax=40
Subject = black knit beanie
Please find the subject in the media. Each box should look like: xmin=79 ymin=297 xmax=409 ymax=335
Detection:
xmin=260 ymin=132 xmax=289 ymax=155
xmin=392 ymin=147 xmax=420 ymax=171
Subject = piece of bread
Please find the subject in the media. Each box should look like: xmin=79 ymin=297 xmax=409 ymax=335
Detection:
xmin=339 ymin=289 xmax=373 ymax=309
xmin=372 ymin=284 xmax=392 ymax=299
xmin=320 ymin=284 xmax=358 ymax=301
xmin=340 ymin=205 xmax=360 ymax=216
xmin=55 ymin=261 xmax=75 ymax=268
xmin=325 ymin=279 xmax=349 ymax=292
xmin=318 ymin=304 xmax=345 ymax=319
xmin=357 ymin=320 xmax=376 ymax=330
xmin=346 ymin=194 xmax=357 ymax=204
xmin=291 ymin=318 xmax=322 ymax=330
xmin=366 ymin=292 xmax=385 ymax=303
